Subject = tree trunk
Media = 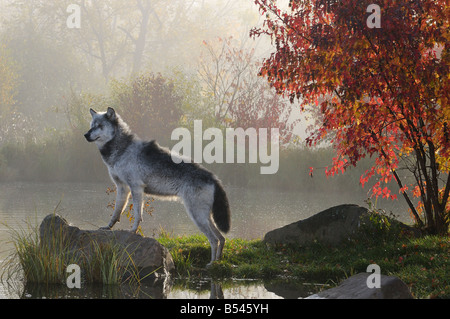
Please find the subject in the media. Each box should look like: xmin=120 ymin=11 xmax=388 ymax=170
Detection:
xmin=131 ymin=1 xmax=152 ymax=76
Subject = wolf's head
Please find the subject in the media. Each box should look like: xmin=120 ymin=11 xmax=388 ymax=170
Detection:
xmin=84 ymin=107 xmax=119 ymax=145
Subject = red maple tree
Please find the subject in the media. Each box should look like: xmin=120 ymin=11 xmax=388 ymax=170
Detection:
xmin=251 ymin=0 xmax=449 ymax=234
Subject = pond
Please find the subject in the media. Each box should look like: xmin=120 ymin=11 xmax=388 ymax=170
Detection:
xmin=0 ymin=182 xmax=411 ymax=299
xmin=4 ymin=278 xmax=330 ymax=299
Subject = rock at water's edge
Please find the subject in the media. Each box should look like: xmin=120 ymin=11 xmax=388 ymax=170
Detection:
xmin=264 ymin=204 xmax=369 ymax=245
xmin=306 ymin=273 xmax=414 ymax=299
xmin=264 ymin=204 xmax=419 ymax=246
xmin=39 ymin=214 xmax=174 ymax=280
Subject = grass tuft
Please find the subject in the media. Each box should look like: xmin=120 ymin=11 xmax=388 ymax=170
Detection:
xmin=1 ymin=221 xmax=143 ymax=286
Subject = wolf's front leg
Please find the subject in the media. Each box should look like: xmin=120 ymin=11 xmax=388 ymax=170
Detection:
xmin=101 ymin=184 xmax=130 ymax=230
xmin=130 ymin=187 xmax=144 ymax=233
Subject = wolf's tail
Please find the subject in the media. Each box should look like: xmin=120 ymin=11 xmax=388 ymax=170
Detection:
xmin=212 ymin=180 xmax=231 ymax=233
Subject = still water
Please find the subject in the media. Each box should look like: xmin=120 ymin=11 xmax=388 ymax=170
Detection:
xmin=0 ymin=182 xmax=411 ymax=299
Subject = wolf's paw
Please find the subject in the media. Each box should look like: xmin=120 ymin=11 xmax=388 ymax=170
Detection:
xmin=206 ymin=262 xmax=216 ymax=269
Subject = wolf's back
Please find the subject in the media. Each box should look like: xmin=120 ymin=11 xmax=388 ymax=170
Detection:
xmin=212 ymin=181 xmax=231 ymax=233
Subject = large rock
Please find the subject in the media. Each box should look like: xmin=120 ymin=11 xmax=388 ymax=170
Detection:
xmin=39 ymin=214 xmax=174 ymax=281
xmin=264 ymin=204 xmax=369 ymax=245
xmin=306 ymin=273 xmax=414 ymax=299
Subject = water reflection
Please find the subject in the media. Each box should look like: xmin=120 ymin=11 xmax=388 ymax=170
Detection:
xmin=16 ymin=277 xmax=325 ymax=299
xmin=210 ymin=282 xmax=224 ymax=299
xmin=22 ymin=278 xmax=170 ymax=299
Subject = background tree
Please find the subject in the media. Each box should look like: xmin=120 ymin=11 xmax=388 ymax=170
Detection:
xmin=199 ymin=37 xmax=297 ymax=144
xmin=27 ymin=0 xmax=257 ymax=81
xmin=0 ymin=0 xmax=83 ymax=139
xmin=108 ymin=73 xmax=182 ymax=143
xmin=0 ymin=43 xmax=19 ymax=143
xmin=252 ymin=0 xmax=449 ymax=234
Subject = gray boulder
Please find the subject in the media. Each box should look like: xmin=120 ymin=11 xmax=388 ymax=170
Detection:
xmin=264 ymin=204 xmax=369 ymax=245
xmin=39 ymin=214 xmax=174 ymax=281
xmin=306 ymin=273 xmax=414 ymax=299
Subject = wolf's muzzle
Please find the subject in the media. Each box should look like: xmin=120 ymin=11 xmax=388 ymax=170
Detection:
xmin=84 ymin=130 xmax=95 ymax=142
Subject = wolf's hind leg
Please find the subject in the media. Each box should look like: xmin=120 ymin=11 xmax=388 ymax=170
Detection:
xmin=184 ymin=202 xmax=221 ymax=266
xmin=199 ymin=220 xmax=220 ymax=266
xmin=209 ymin=219 xmax=225 ymax=261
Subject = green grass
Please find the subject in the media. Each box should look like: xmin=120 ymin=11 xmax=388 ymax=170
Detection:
xmin=157 ymin=231 xmax=450 ymax=299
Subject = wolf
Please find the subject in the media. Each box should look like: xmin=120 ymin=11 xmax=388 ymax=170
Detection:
xmin=84 ymin=107 xmax=231 ymax=265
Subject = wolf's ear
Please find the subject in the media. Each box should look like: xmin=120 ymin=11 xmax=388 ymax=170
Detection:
xmin=106 ymin=107 xmax=116 ymax=120
xmin=90 ymin=108 xmax=97 ymax=117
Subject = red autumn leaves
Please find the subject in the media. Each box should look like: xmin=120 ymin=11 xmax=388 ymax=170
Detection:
xmin=252 ymin=0 xmax=449 ymax=234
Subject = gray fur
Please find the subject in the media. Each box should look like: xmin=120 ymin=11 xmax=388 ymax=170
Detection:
xmin=84 ymin=107 xmax=231 ymax=265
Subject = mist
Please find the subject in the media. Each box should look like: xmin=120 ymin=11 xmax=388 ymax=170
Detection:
xmin=0 ymin=0 xmax=383 ymax=196
xmin=0 ymin=1 xmax=443 ymax=301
